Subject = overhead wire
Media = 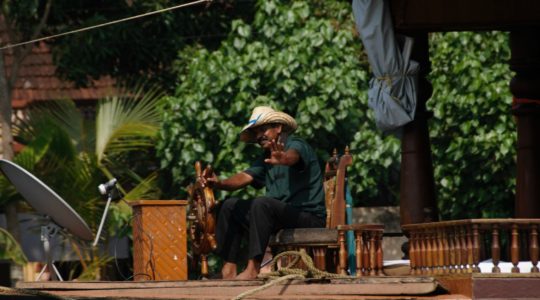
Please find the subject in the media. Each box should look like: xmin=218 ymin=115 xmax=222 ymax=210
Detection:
xmin=0 ymin=0 xmax=212 ymax=51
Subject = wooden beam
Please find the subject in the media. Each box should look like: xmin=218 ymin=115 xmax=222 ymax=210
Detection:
xmin=390 ymin=0 xmax=540 ymax=31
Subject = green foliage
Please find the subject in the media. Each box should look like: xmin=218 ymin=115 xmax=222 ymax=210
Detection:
xmin=0 ymin=228 xmax=28 ymax=265
xmin=428 ymin=31 xmax=515 ymax=219
xmin=158 ymin=0 xmax=401 ymax=204
xmin=43 ymin=0 xmax=255 ymax=88
xmin=0 ymin=0 xmax=47 ymax=38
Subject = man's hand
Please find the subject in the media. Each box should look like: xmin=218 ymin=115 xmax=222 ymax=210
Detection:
xmin=264 ymin=139 xmax=299 ymax=166
xmin=200 ymin=172 xmax=219 ymax=189
xmin=264 ymin=139 xmax=286 ymax=165
xmin=201 ymin=172 xmax=253 ymax=191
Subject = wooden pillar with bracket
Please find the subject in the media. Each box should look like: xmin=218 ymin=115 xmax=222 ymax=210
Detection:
xmin=400 ymin=32 xmax=438 ymax=225
xmin=510 ymin=28 xmax=540 ymax=218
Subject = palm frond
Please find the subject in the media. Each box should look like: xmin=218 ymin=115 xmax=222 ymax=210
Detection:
xmin=15 ymin=100 xmax=86 ymax=150
xmin=95 ymin=83 xmax=163 ymax=165
xmin=122 ymin=172 xmax=161 ymax=201
xmin=14 ymin=115 xmax=78 ymax=170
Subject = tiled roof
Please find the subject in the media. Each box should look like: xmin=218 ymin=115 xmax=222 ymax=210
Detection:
xmin=1 ymin=18 xmax=116 ymax=108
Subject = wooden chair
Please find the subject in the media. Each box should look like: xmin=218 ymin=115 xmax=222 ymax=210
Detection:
xmin=268 ymin=147 xmax=385 ymax=276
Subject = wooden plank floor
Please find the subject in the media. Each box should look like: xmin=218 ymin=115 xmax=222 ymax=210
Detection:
xmin=11 ymin=277 xmax=471 ymax=300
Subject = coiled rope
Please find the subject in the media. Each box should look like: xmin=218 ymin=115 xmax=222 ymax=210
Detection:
xmin=232 ymin=249 xmax=351 ymax=300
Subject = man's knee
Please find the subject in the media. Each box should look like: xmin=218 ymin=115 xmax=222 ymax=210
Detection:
xmin=217 ymin=197 xmax=241 ymax=218
xmin=221 ymin=197 xmax=240 ymax=209
xmin=251 ymin=197 xmax=270 ymax=209
xmin=250 ymin=197 xmax=280 ymax=215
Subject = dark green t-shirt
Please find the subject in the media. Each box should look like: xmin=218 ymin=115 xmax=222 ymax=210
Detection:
xmin=244 ymin=136 xmax=326 ymax=218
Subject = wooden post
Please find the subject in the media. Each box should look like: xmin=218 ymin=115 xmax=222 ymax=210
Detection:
xmin=510 ymin=29 xmax=540 ymax=218
xmin=400 ymin=32 xmax=438 ymax=225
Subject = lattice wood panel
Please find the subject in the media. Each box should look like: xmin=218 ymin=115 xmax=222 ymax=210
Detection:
xmin=130 ymin=200 xmax=188 ymax=281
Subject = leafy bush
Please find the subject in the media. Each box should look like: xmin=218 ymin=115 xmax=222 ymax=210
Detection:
xmin=428 ymin=31 xmax=516 ymax=219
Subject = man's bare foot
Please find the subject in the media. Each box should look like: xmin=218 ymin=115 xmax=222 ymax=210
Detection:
xmin=234 ymin=258 xmax=261 ymax=280
xmin=235 ymin=269 xmax=259 ymax=280
xmin=221 ymin=262 xmax=237 ymax=279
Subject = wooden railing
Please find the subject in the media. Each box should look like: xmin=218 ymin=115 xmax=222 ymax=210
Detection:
xmin=402 ymin=219 xmax=540 ymax=275
xmin=272 ymin=224 xmax=384 ymax=276
xmin=337 ymin=224 xmax=384 ymax=276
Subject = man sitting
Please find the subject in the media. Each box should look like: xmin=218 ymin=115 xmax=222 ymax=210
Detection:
xmin=203 ymin=106 xmax=326 ymax=280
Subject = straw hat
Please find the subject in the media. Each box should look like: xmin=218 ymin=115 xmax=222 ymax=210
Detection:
xmin=240 ymin=106 xmax=297 ymax=143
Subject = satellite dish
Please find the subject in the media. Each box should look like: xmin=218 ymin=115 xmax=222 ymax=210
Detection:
xmin=0 ymin=159 xmax=93 ymax=241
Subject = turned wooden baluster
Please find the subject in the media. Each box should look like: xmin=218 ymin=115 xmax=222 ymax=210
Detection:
xmin=201 ymin=254 xmax=208 ymax=277
xmin=363 ymin=231 xmax=370 ymax=276
xmin=432 ymin=229 xmax=440 ymax=274
xmin=313 ymin=247 xmax=326 ymax=271
xmin=355 ymin=230 xmax=363 ymax=276
xmin=460 ymin=226 xmax=469 ymax=273
xmin=416 ymin=231 xmax=424 ymax=275
xmin=409 ymin=232 xmax=417 ymax=275
xmin=338 ymin=230 xmax=348 ymax=275
xmin=466 ymin=225 xmax=474 ymax=273
xmin=428 ymin=229 xmax=436 ymax=274
xmin=376 ymin=230 xmax=384 ymax=276
xmin=442 ymin=228 xmax=450 ymax=274
xmin=491 ymin=224 xmax=501 ymax=273
xmin=424 ymin=229 xmax=431 ymax=274
xmin=440 ymin=227 xmax=450 ymax=274
xmin=436 ymin=228 xmax=444 ymax=274
xmin=511 ymin=224 xmax=520 ymax=273
xmin=530 ymin=224 xmax=539 ymax=273
xmin=418 ymin=229 xmax=427 ymax=274
xmin=369 ymin=231 xmax=377 ymax=276
xmin=414 ymin=231 xmax=421 ymax=275
xmin=454 ymin=226 xmax=462 ymax=273
xmin=416 ymin=231 xmax=425 ymax=275
xmin=472 ymin=224 xmax=480 ymax=273
xmin=448 ymin=228 xmax=456 ymax=273
xmin=423 ymin=229 xmax=430 ymax=274
xmin=432 ymin=229 xmax=439 ymax=274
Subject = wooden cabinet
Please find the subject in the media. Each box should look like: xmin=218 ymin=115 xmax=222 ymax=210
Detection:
xmin=130 ymin=200 xmax=188 ymax=281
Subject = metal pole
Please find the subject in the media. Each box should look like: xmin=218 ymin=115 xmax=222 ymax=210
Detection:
xmin=93 ymin=192 xmax=114 ymax=247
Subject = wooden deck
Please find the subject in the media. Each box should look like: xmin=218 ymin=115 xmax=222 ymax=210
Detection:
xmin=7 ymin=273 xmax=540 ymax=299
xmin=9 ymin=276 xmax=460 ymax=300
